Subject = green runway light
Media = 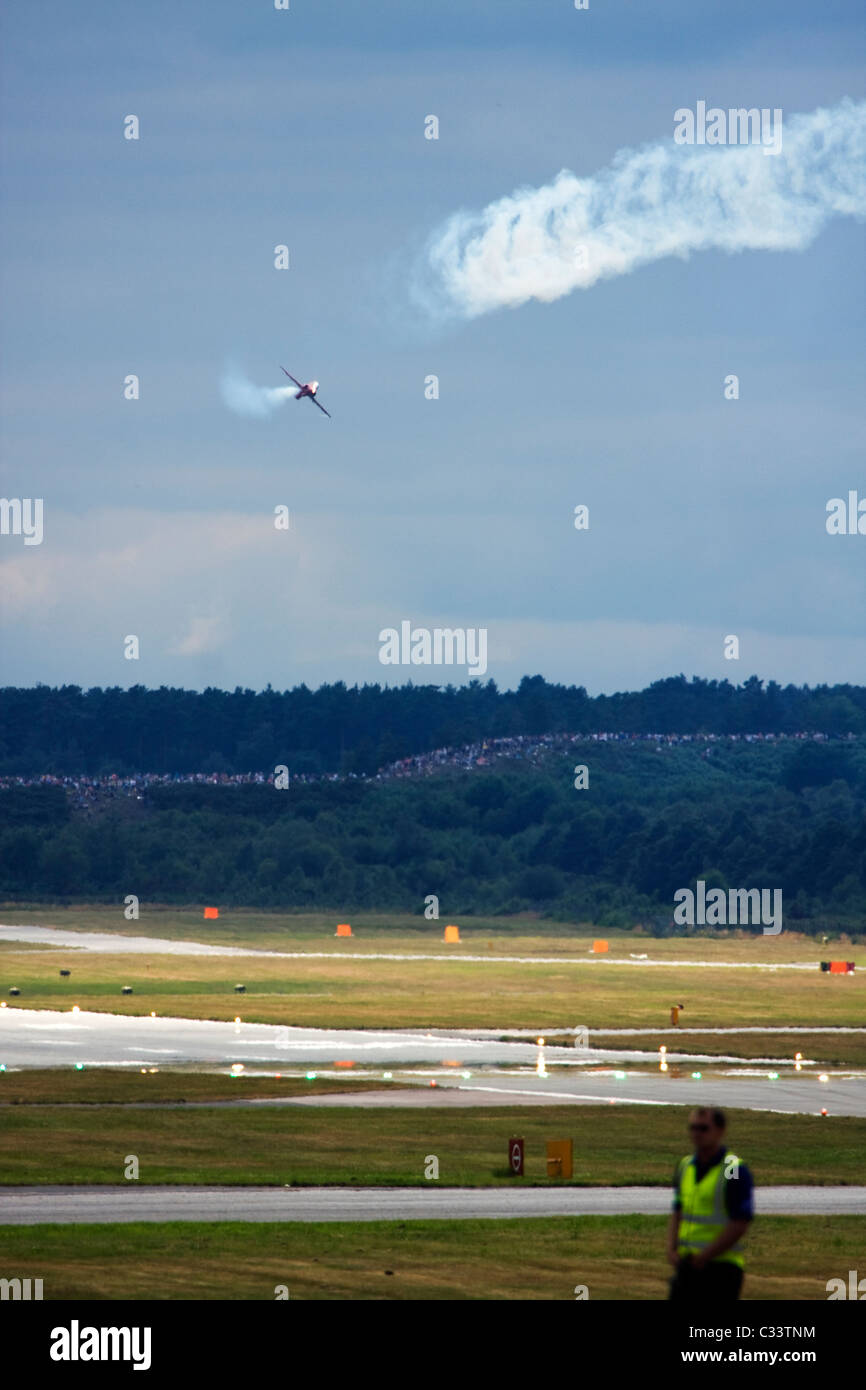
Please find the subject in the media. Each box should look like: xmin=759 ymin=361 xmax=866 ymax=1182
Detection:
xmin=0 ymin=1064 xmax=6 ymax=1072
xmin=305 ymin=1071 xmax=317 ymax=1080
xmin=691 ymin=1071 xmax=702 ymax=1079
xmin=75 ymin=1063 xmax=85 ymax=1071
xmin=768 ymin=1071 xmax=779 ymax=1080
xmin=383 ymin=1072 xmax=393 ymax=1080
xmin=614 ymin=1070 xmax=627 ymax=1080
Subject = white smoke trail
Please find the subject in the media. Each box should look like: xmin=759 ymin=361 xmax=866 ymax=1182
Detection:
xmin=416 ymin=99 xmax=866 ymax=319
xmin=221 ymin=367 xmax=298 ymax=418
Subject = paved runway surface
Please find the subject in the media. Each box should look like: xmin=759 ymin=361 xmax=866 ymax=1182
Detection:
xmin=0 ymin=1007 xmax=652 ymax=1066
xmin=2 ymin=1184 xmax=863 ymax=1225
xmin=277 ymin=1075 xmax=866 ymax=1114
xmin=2 ymin=1009 xmax=864 ymax=1113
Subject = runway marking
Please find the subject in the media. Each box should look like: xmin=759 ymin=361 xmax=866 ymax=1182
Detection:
xmin=456 ymin=1084 xmax=669 ymax=1106
xmin=125 ymin=1047 xmax=183 ymax=1054
xmin=22 ymin=1022 xmax=93 ymax=1031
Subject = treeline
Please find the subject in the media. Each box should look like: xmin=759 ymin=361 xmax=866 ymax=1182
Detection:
xmin=2 ymin=675 xmax=866 ymax=776
xmin=2 ymin=740 xmax=865 ymax=933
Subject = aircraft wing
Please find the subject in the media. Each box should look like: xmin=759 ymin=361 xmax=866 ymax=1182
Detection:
xmin=311 ymin=396 xmax=331 ymax=418
xmin=280 ymin=367 xmax=304 ymax=390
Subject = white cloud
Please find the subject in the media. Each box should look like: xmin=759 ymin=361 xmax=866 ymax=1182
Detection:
xmin=168 ymin=614 xmax=228 ymax=656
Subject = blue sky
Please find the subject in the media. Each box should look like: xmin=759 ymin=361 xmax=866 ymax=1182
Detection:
xmin=1 ymin=0 xmax=864 ymax=695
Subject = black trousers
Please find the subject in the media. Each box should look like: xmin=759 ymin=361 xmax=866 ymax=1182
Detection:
xmin=669 ymin=1257 xmax=744 ymax=1301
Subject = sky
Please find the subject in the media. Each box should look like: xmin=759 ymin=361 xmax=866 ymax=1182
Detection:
xmin=1 ymin=0 xmax=864 ymax=697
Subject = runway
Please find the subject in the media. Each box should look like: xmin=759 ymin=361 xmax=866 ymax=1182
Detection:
xmin=0 ymin=1007 xmax=648 ymax=1067
xmin=2 ymin=1009 xmax=864 ymax=1113
xmin=1 ymin=1184 xmax=863 ymax=1225
xmin=271 ymin=1075 xmax=866 ymax=1115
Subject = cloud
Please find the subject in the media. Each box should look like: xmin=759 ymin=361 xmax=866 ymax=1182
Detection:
xmin=0 ymin=511 xmax=273 ymax=625
xmin=168 ymin=614 xmax=228 ymax=657
xmin=416 ymin=99 xmax=866 ymax=318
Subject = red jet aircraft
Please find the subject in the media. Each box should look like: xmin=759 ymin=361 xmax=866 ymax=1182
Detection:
xmin=280 ymin=367 xmax=331 ymax=418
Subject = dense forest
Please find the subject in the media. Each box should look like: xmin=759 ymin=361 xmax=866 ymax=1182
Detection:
xmin=2 ymin=735 xmax=865 ymax=934
xmin=2 ymin=675 xmax=866 ymax=776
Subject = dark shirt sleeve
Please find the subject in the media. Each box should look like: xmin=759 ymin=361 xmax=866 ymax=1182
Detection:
xmin=724 ymin=1162 xmax=754 ymax=1221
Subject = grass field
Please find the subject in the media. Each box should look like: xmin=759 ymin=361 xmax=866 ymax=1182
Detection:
xmin=0 ymin=907 xmax=863 ymax=1044
xmin=3 ymin=904 xmax=862 ymax=955
xmin=0 ymin=1103 xmax=862 ymax=1187
xmin=2 ymin=909 xmax=862 ymax=1303
xmin=3 ymin=1216 xmax=861 ymax=1300
xmin=0 ymin=1069 xmax=385 ymax=1105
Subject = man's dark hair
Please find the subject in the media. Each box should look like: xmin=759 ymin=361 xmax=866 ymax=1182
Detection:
xmin=692 ymin=1106 xmax=726 ymax=1128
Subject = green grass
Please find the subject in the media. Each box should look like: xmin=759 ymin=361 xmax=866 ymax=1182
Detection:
xmin=0 ymin=1104 xmax=862 ymax=1187
xmin=3 ymin=903 xmax=862 ymax=953
xmin=3 ymin=1215 xmax=861 ymax=1300
xmin=1 ymin=933 xmax=863 ymax=1044
xmin=1 ymin=905 xmax=604 ymax=947
xmin=0 ymin=1068 xmax=386 ymax=1105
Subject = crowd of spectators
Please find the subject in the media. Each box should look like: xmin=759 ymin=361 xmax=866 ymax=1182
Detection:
xmin=0 ymin=769 xmax=342 ymax=812
xmin=0 ymin=727 xmax=856 ymax=811
xmin=376 ymin=728 xmax=851 ymax=778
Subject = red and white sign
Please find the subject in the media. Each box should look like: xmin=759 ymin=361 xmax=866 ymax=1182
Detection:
xmin=509 ymin=1138 xmax=524 ymax=1176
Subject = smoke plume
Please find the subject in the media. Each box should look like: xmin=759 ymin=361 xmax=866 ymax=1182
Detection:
xmin=221 ymin=367 xmax=298 ymax=418
xmin=415 ymin=99 xmax=866 ymax=319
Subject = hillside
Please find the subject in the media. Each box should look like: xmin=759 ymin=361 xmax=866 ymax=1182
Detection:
xmin=2 ymin=734 xmax=864 ymax=933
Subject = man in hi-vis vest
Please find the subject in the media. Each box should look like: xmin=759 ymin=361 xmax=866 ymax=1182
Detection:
xmin=667 ymin=1106 xmax=754 ymax=1300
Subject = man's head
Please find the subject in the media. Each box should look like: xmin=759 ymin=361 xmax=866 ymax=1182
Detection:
xmin=688 ymin=1106 xmax=726 ymax=1160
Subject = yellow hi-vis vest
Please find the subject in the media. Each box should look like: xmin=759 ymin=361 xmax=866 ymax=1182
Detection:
xmin=676 ymin=1152 xmax=746 ymax=1269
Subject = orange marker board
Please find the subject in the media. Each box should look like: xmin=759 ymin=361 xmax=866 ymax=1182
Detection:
xmin=204 ymin=907 xmax=219 ymax=919
xmin=546 ymin=1139 xmax=574 ymax=1179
